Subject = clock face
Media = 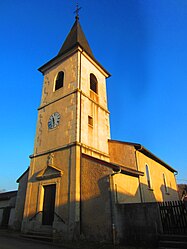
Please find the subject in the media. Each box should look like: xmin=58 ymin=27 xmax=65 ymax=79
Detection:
xmin=48 ymin=112 xmax=60 ymax=129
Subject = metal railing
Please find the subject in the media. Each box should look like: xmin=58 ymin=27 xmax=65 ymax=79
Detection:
xmin=54 ymin=212 xmax=65 ymax=223
xmin=29 ymin=210 xmax=65 ymax=224
xmin=29 ymin=211 xmax=43 ymax=221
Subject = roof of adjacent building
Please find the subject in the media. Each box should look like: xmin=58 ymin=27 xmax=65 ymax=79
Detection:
xmin=109 ymin=140 xmax=177 ymax=173
xmin=0 ymin=190 xmax=17 ymax=201
xmin=16 ymin=167 xmax=29 ymax=183
xmin=82 ymin=153 xmax=144 ymax=177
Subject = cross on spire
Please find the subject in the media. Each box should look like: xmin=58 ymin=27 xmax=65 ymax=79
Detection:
xmin=74 ymin=2 xmax=82 ymax=20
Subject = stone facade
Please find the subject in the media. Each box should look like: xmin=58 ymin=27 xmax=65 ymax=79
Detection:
xmin=21 ymin=19 xmax=111 ymax=239
xmin=136 ymin=149 xmax=179 ymax=202
xmin=81 ymin=155 xmax=112 ymax=241
xmin=80 ymin=52 xmax=110 ymax=158
xmin=108 ymin=140 xmax=179 ymax=203
xmin=14 ymin=17 xmax=180 ymax=244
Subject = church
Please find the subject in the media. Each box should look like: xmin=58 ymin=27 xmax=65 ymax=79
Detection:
xmin=1 ymin=14 xmax=179 ymax=244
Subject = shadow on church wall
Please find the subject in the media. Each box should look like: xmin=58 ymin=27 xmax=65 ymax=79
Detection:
xmin=18 ymin=182 xmax=163 ymax=246
xmin=14 ymin=155 xmax=180 ymax=246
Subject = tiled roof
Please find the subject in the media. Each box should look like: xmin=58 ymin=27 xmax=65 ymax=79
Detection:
xmin=0 ymin=190 xmax=17 ymax=201
xmin=109 ymin=139 xmax=177 ymax=173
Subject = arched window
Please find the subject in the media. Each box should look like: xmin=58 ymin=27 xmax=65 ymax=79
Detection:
xmin=145 ymin=164 xmax=152 ymax=189
xmin=90 ymin=73 xmax=98 ymax=93
xmin=163 ymin=173 xmax=169 ymax=194
xmin=55 ymin=71 xmax=64 ymax=91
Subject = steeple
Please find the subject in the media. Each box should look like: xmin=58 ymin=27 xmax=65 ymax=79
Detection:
xmin=38 ymin=17 xmax=110 ymax=77
xmin=22 ymin=11 xmax=111 ymax=238
xmin=58 ymin=18 xmax=94 ymax=59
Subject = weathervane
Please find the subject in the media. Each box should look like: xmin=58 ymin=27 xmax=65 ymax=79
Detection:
xmin=74 ymin=2 xmax=82 ymax=20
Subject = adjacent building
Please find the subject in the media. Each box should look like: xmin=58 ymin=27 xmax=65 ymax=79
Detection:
xmin=0 ymin=190 xmax=17 ymax=228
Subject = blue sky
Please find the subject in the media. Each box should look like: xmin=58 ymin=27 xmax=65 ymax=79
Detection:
xmin=0 ymin=0 xmax=187 ymax=191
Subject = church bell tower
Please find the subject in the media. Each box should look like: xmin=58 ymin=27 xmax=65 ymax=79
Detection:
xmin=22 ymin=15 xmax=111 ymax=238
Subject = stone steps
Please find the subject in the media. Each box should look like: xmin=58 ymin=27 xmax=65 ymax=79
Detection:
xmin=21 ymin=225 xmax=53 ymax=242
xmin=21 ymin=233 xmax=53 ymax=242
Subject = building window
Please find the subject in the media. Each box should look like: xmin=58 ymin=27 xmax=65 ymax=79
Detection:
xmin=145 ymin=164 xmax=152 ymax=189
xmin=90 ymin=73 xmax=98 ymax=93
xmin=88 ymin=116 xmax=93 ymax=126
xmin=163 ymin=173 xmax=169 ymax=194
xmin=55 ymin=71 xmax=64 ymax=91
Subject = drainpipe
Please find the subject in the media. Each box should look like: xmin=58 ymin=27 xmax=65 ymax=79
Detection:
xmin=135 ymin=149 xmax=143 ymax=203
xmin=174 ymin=171 xmax=180 ymax=199
xmin=108 ymin=167 xmax=121 ymax=246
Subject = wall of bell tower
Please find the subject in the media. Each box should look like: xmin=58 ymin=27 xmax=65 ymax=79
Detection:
xmin=33 ymin=53 xmax=79 ymax=155
xmin=78 ymin=51 xmax=110 ymax=159
xmin=33 ymin=49 xmax=111 ymax=158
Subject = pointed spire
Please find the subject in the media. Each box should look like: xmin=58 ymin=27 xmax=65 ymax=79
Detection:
xmin=38 ymin=13 xmax=111 ymax=77
xmin=57 ymin=17 xmax=94 ymax=59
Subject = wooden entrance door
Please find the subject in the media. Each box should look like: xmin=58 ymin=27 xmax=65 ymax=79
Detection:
xmin=42 ymin=184 xmax=56 ymax=225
